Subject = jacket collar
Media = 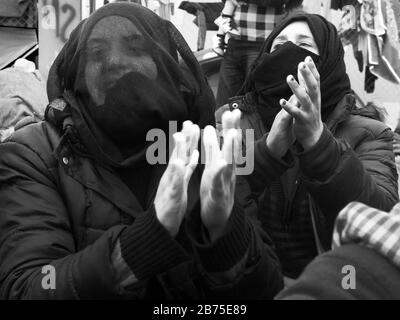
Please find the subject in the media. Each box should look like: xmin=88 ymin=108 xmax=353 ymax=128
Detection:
xmin=47 ymin=97 xmax=200 ymax=220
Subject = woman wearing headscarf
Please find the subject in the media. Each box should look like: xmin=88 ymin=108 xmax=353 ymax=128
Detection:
xmin=0 ymin=3 xmax=283 ymax=299
xmin=216 ymin=12 xmax=399 ymax=279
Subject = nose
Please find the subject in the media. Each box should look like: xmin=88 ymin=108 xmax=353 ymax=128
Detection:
xmin=106 ymin=45 xmax=124 ymax=68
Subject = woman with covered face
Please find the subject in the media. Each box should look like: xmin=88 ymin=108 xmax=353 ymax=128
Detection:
xmin=216 ymin=13 xmax=398 ymax=279
xmin=0 ymin=3 xmax=283 ymax=299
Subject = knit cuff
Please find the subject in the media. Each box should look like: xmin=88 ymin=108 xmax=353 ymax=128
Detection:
xmin=193 ymin=204 xmax=251 ymax=273
xmin=296 ymin=126 xmax=340 ymax=181
xmin=119 ymin=204 xmax=190 ymax=281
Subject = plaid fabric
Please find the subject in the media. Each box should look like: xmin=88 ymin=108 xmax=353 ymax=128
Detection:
xmin=333 ymin=202 xmax=400 ymax=268
xmin=233 ymin=4 xmax=283 ymax=42
xmin=0 ymin=0 xmax=37 ymax=29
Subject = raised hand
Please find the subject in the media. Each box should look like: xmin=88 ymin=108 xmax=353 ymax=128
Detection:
xmin=200 ymin=109 xmax=241 ymax=242
xmin=154 ymin=121 xmax=200 ymax=237
xmin=280 ymin=56 xmax=324 ymax=151
xmin=266 ymin=96 xmax=297 ymax=158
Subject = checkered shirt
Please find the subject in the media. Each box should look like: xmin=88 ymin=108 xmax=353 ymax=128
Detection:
xmin=233 ymin=4 xmax=283 ymax=42
xmin=333 ymin=202 xmax=400 ymax=268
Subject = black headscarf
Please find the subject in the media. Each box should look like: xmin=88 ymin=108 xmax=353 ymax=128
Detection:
xmin=47 ymin=3 xmax=215 ymax=168
xmin=240 ymin=12 xmax=352 ymax=129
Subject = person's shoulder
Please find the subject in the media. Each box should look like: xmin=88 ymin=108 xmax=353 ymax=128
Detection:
xmin=6 ymin=119 xmax=59 ymax=146
xmin=1 ymin=120 xmax=61 ymax=169
xmin=277 ymin=244 xmax=400 ymax=299
xmin=343 ymin=114 xmax=391 ymax=138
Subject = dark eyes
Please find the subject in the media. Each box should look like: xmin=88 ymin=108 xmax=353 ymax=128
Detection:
xmin=271 ymin=41 xmax=314 ymax=53
xmin=299 ymin=42 xmax=313 ymax=48
xmin=126 ymin=45 xmax=143 ymax=54
xmin=86 ymin=45 xmax=148 ymax=62
xmin=87 ymin=47 xmax=105 ymax=61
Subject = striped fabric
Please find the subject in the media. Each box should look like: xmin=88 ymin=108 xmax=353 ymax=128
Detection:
xmin=333 ymin=201 xmax=400 ymax=268
xmin=233 ymin=4 xmax=283 ymax=42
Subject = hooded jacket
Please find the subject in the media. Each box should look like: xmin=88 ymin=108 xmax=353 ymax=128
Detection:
xmin=216 ymin=12 xmax=398 ymax=278
xmin=216 ymin=91 xmax=398 ymax=278
xmin=0 ymin=3 xmax=283 ymax=299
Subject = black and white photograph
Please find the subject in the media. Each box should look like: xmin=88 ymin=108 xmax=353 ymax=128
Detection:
xmin=0 ymin=0 xmax=400 ymax=308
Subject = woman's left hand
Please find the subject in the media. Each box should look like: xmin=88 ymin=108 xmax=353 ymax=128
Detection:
xmin=280 ymin=56 xmax=324 ymax=151
xmin=200 ymin=110 xmax=241 ymax=242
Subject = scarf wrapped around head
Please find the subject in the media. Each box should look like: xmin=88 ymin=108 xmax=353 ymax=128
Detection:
xmin=240 ymin=12 xmax=352 ymax=129
xmin=47 ymin=3 xmax=215 ymax=168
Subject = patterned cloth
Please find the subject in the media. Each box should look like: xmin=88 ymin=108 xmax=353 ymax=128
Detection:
xmin=0 ymin=0 xmax=37 ymax=29
xmin=333 ymin=201 xmax=400 ymax=268
xmin=233 ymin=4 xmax=283 ymax=42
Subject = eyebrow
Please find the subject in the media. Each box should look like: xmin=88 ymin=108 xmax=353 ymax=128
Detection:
xmin=274 ymin=35 xmax=288 ymax=42
xmin=123 ymin=34 xmax=143 ymax=42
xmin=274 ymin=34 xmax=315 ymax=42
xmin=297 ymin=34 xmax=314 ymax=41
xmin=87 ymin=34 xmax=143 ymax=45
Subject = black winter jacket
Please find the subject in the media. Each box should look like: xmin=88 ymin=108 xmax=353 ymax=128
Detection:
xmin=0 ymin=108 xmax=283 ymax=299
xmin=216 ymin=93 xmax=398 ymax=277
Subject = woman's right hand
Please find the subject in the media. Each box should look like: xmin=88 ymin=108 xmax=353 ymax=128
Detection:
xmin=154 ymin=121 xmax=200 ymax=237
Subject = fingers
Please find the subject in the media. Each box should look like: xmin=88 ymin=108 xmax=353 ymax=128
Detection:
xmin=203 ymin=125 xmax=221 ymax=166
xmin=222 ymin=128 xmax=240 ymax=167
xmin=184 ymin=149 xmax=199 ymax=187
xmin=168 ymin=158 xmax=185 ymax=194
xmin=305 ymin=56 xmax=320 ymax=85
xmin=286 ymin=75 xmax=312 ymax=110
xmin=210 ymin=160 xmax=229 ymax=197
xmin=182 ymin=120 xmax=200 ymax=160
xmin=221 ymin=109 xmax=241 ymax=131
xmin=232 ymin=109 xmax=241 ymax=129
xmin=171 ymin=132 xmax=186 ymax=162
xmin=277 ymin=105 xmax=294 ymax=121
xmin=171 ymin=121 xmax=200 ymax=167
xmin=221 ymin=109 xmax=241 ymax=164
xmin=280 ymin=98 xmax=304 ymax=120
xmin=222 ymin=109 xmax=241 ymax=132
xmin=298 ymin=61 xmax=320 ymax=104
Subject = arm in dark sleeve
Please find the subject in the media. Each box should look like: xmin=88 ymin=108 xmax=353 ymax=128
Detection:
xmin=186 ymin=201 xmax=284 ymax=300
xmin=245 ymin=133 xmax=294 ymax=193
xmin=0 ymin=140 xmax=189 ymax=299
xmin=298 ymin=125 xmax=399 ymax=229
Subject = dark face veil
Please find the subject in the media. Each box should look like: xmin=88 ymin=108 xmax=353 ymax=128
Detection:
xmin=240 ymin=12 xmax=352 ymax=129
xmin=47 ymin=3 xmax=215 ymax=168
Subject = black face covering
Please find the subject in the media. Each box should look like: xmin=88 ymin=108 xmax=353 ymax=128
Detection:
xmin=88 ymin=71 xmax=187 ymax=148
xmin=240 ymin=13 xmax=352 ymax=130
xmin=251 ymin=41 xmax=320 ymax=127
xmin=47 ymin=3 xmax=215 ymax=168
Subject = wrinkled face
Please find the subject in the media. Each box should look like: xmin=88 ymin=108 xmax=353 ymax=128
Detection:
xmin=85 ymin=15 xmax=158 ymax=105
xmin=270 ymin=21 xmax=319 ymax=55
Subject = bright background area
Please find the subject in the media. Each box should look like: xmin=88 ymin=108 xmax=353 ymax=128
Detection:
xmin=52 ymin=0 xmax=400 ymax=128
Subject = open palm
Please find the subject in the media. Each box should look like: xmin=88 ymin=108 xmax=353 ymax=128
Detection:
xmin=200 ymin=110 xmax=241 ymax=241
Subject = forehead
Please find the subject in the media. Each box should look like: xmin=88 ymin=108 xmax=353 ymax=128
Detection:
xmin=274 ymin=21 xmax=314 ymax=40
xmin=88 ymin=15 xmax=142 ymax=40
